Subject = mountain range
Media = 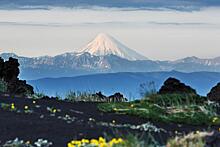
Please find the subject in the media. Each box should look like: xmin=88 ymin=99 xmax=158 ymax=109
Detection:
xmin=28 ymin=71 xmax=220 ymax=99
xmin=1 ymin=33 xmax=220 ymax=80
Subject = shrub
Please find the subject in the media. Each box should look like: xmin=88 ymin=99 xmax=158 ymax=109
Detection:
xmin=207 ymin=82 xmax=220 ymax=103
xmin=139 ymin=81 xmax=157 ymax=98
xmin=158 ymin=77 xmax=197 ymax=95
xmin=0 ymin=57 xmax=34 ymax=96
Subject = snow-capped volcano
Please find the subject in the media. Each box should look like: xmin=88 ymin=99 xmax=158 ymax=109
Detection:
xmin=80 ymin=33 xmax=148 ymax=61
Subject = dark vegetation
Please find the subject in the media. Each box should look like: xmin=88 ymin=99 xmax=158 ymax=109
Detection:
xmin=158 ymin=77 xmax=197 ymax=95
xmin=0 ymin=57 xmax=34 ymax=96
xmin=207 ymin=82 xmax=220 ymax=103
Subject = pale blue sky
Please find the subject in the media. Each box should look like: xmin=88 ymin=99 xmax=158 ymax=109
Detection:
xmin=0 ymin=7 xmax=220 ymax=60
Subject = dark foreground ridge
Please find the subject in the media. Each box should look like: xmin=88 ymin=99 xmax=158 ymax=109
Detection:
xmin=0 ymin=96 xmax=220 ymax=147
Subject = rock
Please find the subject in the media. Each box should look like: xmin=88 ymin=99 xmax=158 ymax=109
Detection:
xmin=92 ymin=92 xmax=127 ymax=102
xmin=158 ymin=77 xmax=197 ymax=95
xmin=207 ymin=83 xmax=220 ymax=102
xmin=92 ymin=91 xmax=108 ymax=101
xmin=108 ymin=92 xmax=127 ymax=102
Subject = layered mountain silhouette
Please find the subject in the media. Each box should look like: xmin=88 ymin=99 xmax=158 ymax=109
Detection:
xmin=2 ymin=52 xmax=220 ymax=80
xmin=1 ymin=33 xmax=220 ymax=80
xmin=28 ymin=71 xmax=220 ymax=98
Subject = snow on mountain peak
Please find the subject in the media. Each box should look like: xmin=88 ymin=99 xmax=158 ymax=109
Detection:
xmin=80 ymin=33 xmax=148 ymax=61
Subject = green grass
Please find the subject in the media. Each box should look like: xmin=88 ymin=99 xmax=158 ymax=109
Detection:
xmin=65 ymin=90 xmax=98 ymax=102
xmin=98 ymin=94 xmax=220 ymax=125
xmin=145 ymin=93 xmax=207 ymax=107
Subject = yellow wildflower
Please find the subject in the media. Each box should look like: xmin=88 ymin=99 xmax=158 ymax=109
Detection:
xmin=90 ymin=139 xmax=99 ymax=146
xmin=109 ymin=138 xmax=117 ymax=146
xmin=71 ymin=140 xmax=81 ymax=146
xmin=99 ymin=137 xmax=106 ymax=143
xmin=11 ymin=103 xmax=15 ymax=110
xmin=117 ymin=138 xmax=123 ymax=143
xmin=67 ymin=142 xmax=75 ymax=147
xmin=100 ymin=142 xmax=108 ymax=147
xmin=81 ymin=139 xmax=89 ymax=144
xmin=67 ymin=137 xmax=124 ymax=147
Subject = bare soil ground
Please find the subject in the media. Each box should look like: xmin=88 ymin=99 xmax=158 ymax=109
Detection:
xmin=0 ymin=96 xmax=219 ymax=147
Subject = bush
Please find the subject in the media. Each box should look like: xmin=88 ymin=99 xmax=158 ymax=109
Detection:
xmin=207 ymin=82 xmax=220 ymax=103
xmin=1 ymin=57 xmax=34 ymax=96
xmin=139 ymin=81 xmax=157 ymax=98
xmin=158 ymin=77 xmax=197 ymax=95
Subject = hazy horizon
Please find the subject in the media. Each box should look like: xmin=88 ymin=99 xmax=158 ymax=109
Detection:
xmin=0 ymin=7 xmax=220 ymax=60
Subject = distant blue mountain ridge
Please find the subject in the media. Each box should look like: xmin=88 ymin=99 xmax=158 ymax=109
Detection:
xmin=1 ymin=53 xmax=220 ymax=80
xmin=0 ymin=0 xmax=219 ymax=10
xmin=28 ymin=71 xmax=220 ymax=99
